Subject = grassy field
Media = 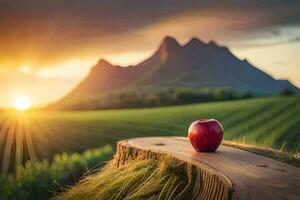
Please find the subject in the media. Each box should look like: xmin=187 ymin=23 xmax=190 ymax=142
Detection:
xmin=0 ymin=95 xmax=299 ymax=173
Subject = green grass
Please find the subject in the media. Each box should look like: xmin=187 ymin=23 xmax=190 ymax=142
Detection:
xmin=0 ymin=96 xmax=299 ymax=199
xmin=54 ymin=156 xmax=199 ymax=200
xmin=0 ymin=145 xmax=113 ymax=200
xmin=0 ymin=96 xmax=299 ymax=173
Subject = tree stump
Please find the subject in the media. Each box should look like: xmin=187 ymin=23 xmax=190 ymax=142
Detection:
xmin=115 ymin=137 xmax=300 ymax=200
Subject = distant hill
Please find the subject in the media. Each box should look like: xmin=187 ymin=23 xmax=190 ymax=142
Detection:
xmin=52 ymin=36 xmax=299 ymax=109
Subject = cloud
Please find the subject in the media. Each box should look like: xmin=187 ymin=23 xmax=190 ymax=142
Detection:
xmin=232 ymin=37 xmax=300 ymax=48
xmin=0 ymin=0 xmax=300 ymax=106
xmin=0 ymin=0 xmax=299 ymax=69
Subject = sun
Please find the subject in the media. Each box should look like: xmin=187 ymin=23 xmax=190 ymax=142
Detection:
xmin=13 ymin=96 xmax=32 ymax=111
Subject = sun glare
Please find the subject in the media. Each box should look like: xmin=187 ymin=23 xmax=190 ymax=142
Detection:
xmin=13 ymin=96 xmax=32 ymax=111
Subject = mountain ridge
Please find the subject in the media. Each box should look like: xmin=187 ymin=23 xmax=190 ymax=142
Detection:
xmin=56 ymin=36 xmax=300 ymax=106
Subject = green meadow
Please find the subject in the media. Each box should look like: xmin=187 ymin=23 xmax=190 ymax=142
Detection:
xmin=0 ymin=95 xmax=299 ymax=199
xmin=32 ymin=95 xmax=300 ymax=153
xmin=1 ymin=95 xmax=299 ymax=169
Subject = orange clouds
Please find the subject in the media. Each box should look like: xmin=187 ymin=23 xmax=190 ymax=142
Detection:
xmin=0 ymin=0 xmax=299 ymax=107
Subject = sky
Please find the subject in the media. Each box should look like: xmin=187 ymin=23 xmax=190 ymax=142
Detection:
xmin=0 ymin=0 xmax=299 ymax=107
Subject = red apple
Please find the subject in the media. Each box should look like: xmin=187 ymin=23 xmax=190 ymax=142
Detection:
xmin=188 ymin=119 xmax=223 ymax=152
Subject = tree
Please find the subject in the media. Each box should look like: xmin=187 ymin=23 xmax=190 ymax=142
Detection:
xmin=281 ymin=88 xmax=295 ymax=96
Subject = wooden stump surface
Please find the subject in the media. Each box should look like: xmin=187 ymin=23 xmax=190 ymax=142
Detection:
xmin=116 ymin=137 xmax=300 ymax=200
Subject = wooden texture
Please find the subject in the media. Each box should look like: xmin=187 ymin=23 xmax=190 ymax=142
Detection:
xmin=116 ymin=137 xmax=300 ymax=200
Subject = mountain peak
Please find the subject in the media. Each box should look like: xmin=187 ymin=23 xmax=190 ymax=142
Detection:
xmin=162 ymin=36 xmax=179 ymax=45
xmin=97 ymin=59 xmax=113 ymax=67
xmin=157 ymin=36 xmax=181 ymax=61
xmin=185 ymin=37 xmax=206 ymax=47
xmin=159 ymin=36 xmax=181 ymax=50
xmin=58 ymin=36 xmax=300 ymax=105
xmin=206 ymin=40 xmax=232 ymax=55
xmin=90 ymin=59 xmax=113 ymax=73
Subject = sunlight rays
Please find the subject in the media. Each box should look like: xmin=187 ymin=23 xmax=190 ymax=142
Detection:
xmin=23 ymin=116 xmax=38 ymax=162
xmin=1 ymin=115 xmax=16 ymax=173
xmin=0 ymin=110 xmax=81 ymax=174
xmin=0 ymin=112 xmax=38 ymax=173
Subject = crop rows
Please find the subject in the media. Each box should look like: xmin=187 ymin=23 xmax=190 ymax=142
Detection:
xmin=0 ymin=96 xmax=299 ymax=173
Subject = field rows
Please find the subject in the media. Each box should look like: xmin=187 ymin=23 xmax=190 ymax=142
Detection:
xmin=0 ymin=96 xmax=299 ymax=172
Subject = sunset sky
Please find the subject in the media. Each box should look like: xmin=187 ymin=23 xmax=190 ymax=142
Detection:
xmin=0 ymin=0 xmax=299 ymax=107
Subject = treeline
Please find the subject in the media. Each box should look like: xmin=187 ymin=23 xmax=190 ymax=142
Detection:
xmin=53 ymin=87 xmax=254 ymax=110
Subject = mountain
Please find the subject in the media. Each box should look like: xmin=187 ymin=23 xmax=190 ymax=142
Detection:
xmin=54 ymin=36 xmax=300 ymax=107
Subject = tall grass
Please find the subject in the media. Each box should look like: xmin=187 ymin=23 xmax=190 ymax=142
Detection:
xmin=55 ymin=156 xmax=198 ymax=200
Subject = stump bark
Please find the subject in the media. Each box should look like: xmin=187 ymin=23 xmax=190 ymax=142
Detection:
xmin=115 ymin=137 xmax=300 ymax=200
